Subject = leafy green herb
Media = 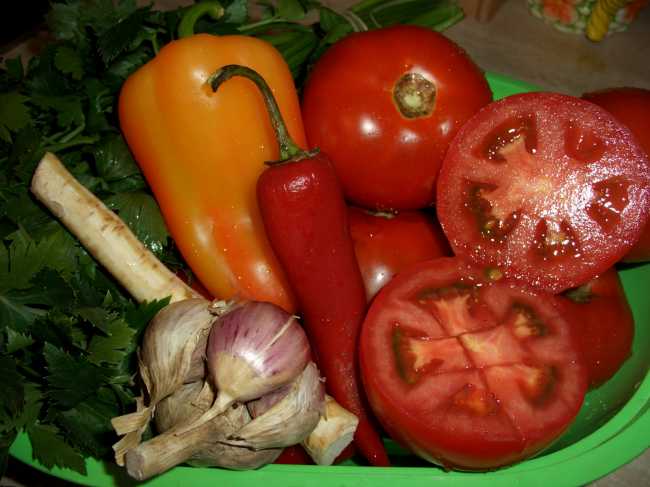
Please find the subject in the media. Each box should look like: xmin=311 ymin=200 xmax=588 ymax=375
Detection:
xmin=0 ymin=0 xmax=463 ymax=477
xmin=0 ymin=92 xmax=31 ymax=143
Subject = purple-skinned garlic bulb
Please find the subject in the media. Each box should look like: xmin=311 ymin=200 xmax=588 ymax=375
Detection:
xmin=179 ymin=300 xmax=311 ymax=433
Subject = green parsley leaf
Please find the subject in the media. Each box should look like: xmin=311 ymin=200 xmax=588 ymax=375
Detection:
xmin=46 ymin=1 xmax=83 ymax=42
xmin=30 ymin=93 xmax=84 ymax=130
xmin=57 ymin=387 xmax=121 ymax=458
xmin=27 ymin=423 xmax=86 ymax=474
xmin=54 ymin=46 xmax=84 ymax=81
xmin=0 ymin=355 xmax=24 ymax=424
xmin=80 ymin=307 xmax=137 ymax=366
xmin=104 ymin=47 xmax=152 ymax=88
xmin=278 ymin=0 xmax=308 ymax=21
xmin=0 ymin=230 xmax=67 ymax=292
xmin=4 ymin=57 xmax=25 ymax=83
xmin=225 ymin=0 xmax=249 ymax=24
xmin=12 ymin=383 xmax=44 ymax=433
xmin=105 ymin=191 xmax=169 ymax=256
xmin=44 ymin=343 xmax=112 ymax=409
xmin=83 ymin=78 xmax=113 ymax=133
xmin=93 ymin=134 xmax=146 ymax=193
xmin=97 ymin=7 xmax=151 ymax=66
xmin=5 ymin=328 xmax=34 ymax=353
xmin=0 ymin=92 xmax=31 ymax=143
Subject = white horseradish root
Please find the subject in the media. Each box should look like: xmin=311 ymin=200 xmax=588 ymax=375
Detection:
xmin=30 ymin=151 xmax=360 ymax=473
xmin=30 ymin=152 xmax=198 ymax=304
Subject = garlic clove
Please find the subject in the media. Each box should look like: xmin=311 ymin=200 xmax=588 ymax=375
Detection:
xmin=139 ymin=298 xmax=214 ymax=404
xmin=226 ymin=362 xmax=325 ymax=450
xmin=209 ymin=301 xmax=311 ymax=403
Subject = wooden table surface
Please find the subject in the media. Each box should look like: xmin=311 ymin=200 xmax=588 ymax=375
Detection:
xmin=3 ymin=0 xmax=649 ymax=485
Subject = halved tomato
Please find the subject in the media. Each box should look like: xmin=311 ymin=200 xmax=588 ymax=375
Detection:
xmin=359 ymin=257 xmax=587 ymax=470
xmin=436 ymin=92 xmax=650 ymax=293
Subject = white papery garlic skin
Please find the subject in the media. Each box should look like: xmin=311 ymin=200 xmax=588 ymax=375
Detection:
xmin=229 ymin=361 xmax=325 ymax=450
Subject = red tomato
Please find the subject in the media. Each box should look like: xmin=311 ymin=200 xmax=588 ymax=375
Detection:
xmin=301 ymin=25 xmax=493 ymax=211
xmin=359 ymin=257 xmax=588 ymax=470
xmin=436 ymin=92 xmax=650 ymax=294
xmin=273 ymin=445 xmax=313 ymax=465
xmin=582 ymin=87 xmax=650 ymax=262
xmin=558 ymin=267 xmax=635 ymax=388
xmin=348 ymin=207 xmax=452 ymax=300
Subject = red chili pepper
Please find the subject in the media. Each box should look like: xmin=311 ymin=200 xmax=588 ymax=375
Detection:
xmin=209 ymin=65 xmax=389 ymax=466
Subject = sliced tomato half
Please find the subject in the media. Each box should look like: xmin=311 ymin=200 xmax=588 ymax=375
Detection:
xmin=436 ymin=92 xmax=650 ymax=293
xmin=359 ymin=257 xmax=588 ymax=470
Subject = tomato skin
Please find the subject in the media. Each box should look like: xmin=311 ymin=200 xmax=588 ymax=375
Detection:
xmin=348 ymin=207 xmax=452 ymax=300
xmin=273 ymin=445 xmax=313 ymax=465
xmin=360 ymin=257 xmax=587 ymax=470
xmin=582 ymin=87 xmax=650 ymax=262
xmin=558 ymin=267 xmax=634 ymax=388
xmin=436 ymin=92 xmax=650 ymax=293
xmin=301 ymin=25 xmax=492 ymax=211
xmin=257 ymin=153 xmax=389 ymax=466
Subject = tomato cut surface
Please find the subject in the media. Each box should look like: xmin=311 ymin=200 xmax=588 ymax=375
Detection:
xmin=582 ymin=87 xmax=650 ymax=263
xmin=359 ymin=257 xmax=587 ymax=470
xmin=436 ymin=92 xmax=650 ymax=293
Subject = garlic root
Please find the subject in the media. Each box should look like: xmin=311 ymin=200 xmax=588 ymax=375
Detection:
xmin=127 ymin=381 xmax=280 ymax=480
xmin=30 ymin=152 xmax=198 ymax=304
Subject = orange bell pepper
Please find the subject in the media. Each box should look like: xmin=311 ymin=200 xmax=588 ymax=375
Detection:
xmin=118 ymin=3 xmax=305 ymax=312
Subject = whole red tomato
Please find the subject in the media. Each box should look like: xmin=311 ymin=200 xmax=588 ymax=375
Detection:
xmin=582 ymin=87 xmax=650 ymax=262
xmin=558 ymin=267 xmax=635 ymax=389
xmin=301 ymin=25 xmax=493 ymax=211
xmin=348 ymin=207 xmax=451 ymax=299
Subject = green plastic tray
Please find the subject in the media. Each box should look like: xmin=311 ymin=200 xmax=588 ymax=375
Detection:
xmin=10 ymin=72 xmax=650 ymax=487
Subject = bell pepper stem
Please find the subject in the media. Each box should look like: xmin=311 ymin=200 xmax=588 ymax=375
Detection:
xmin=207 ymin=65 xmax=315 ymax=163
xmin=178 ymin=1 xmax=225 ymax=38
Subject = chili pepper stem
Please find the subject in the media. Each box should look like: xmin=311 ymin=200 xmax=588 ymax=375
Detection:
xmin=207 ymin=65 xmax=317 ymax=164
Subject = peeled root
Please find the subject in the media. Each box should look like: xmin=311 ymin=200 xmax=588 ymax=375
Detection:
xmin=302 ymin=394 xmax=359 ymax=466
xmin=30 ymin=152 xmax=198 ymax=304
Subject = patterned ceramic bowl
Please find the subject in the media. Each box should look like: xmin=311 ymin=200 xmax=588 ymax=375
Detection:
xmin=527 ymin=0 xmax=648 ymax=39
